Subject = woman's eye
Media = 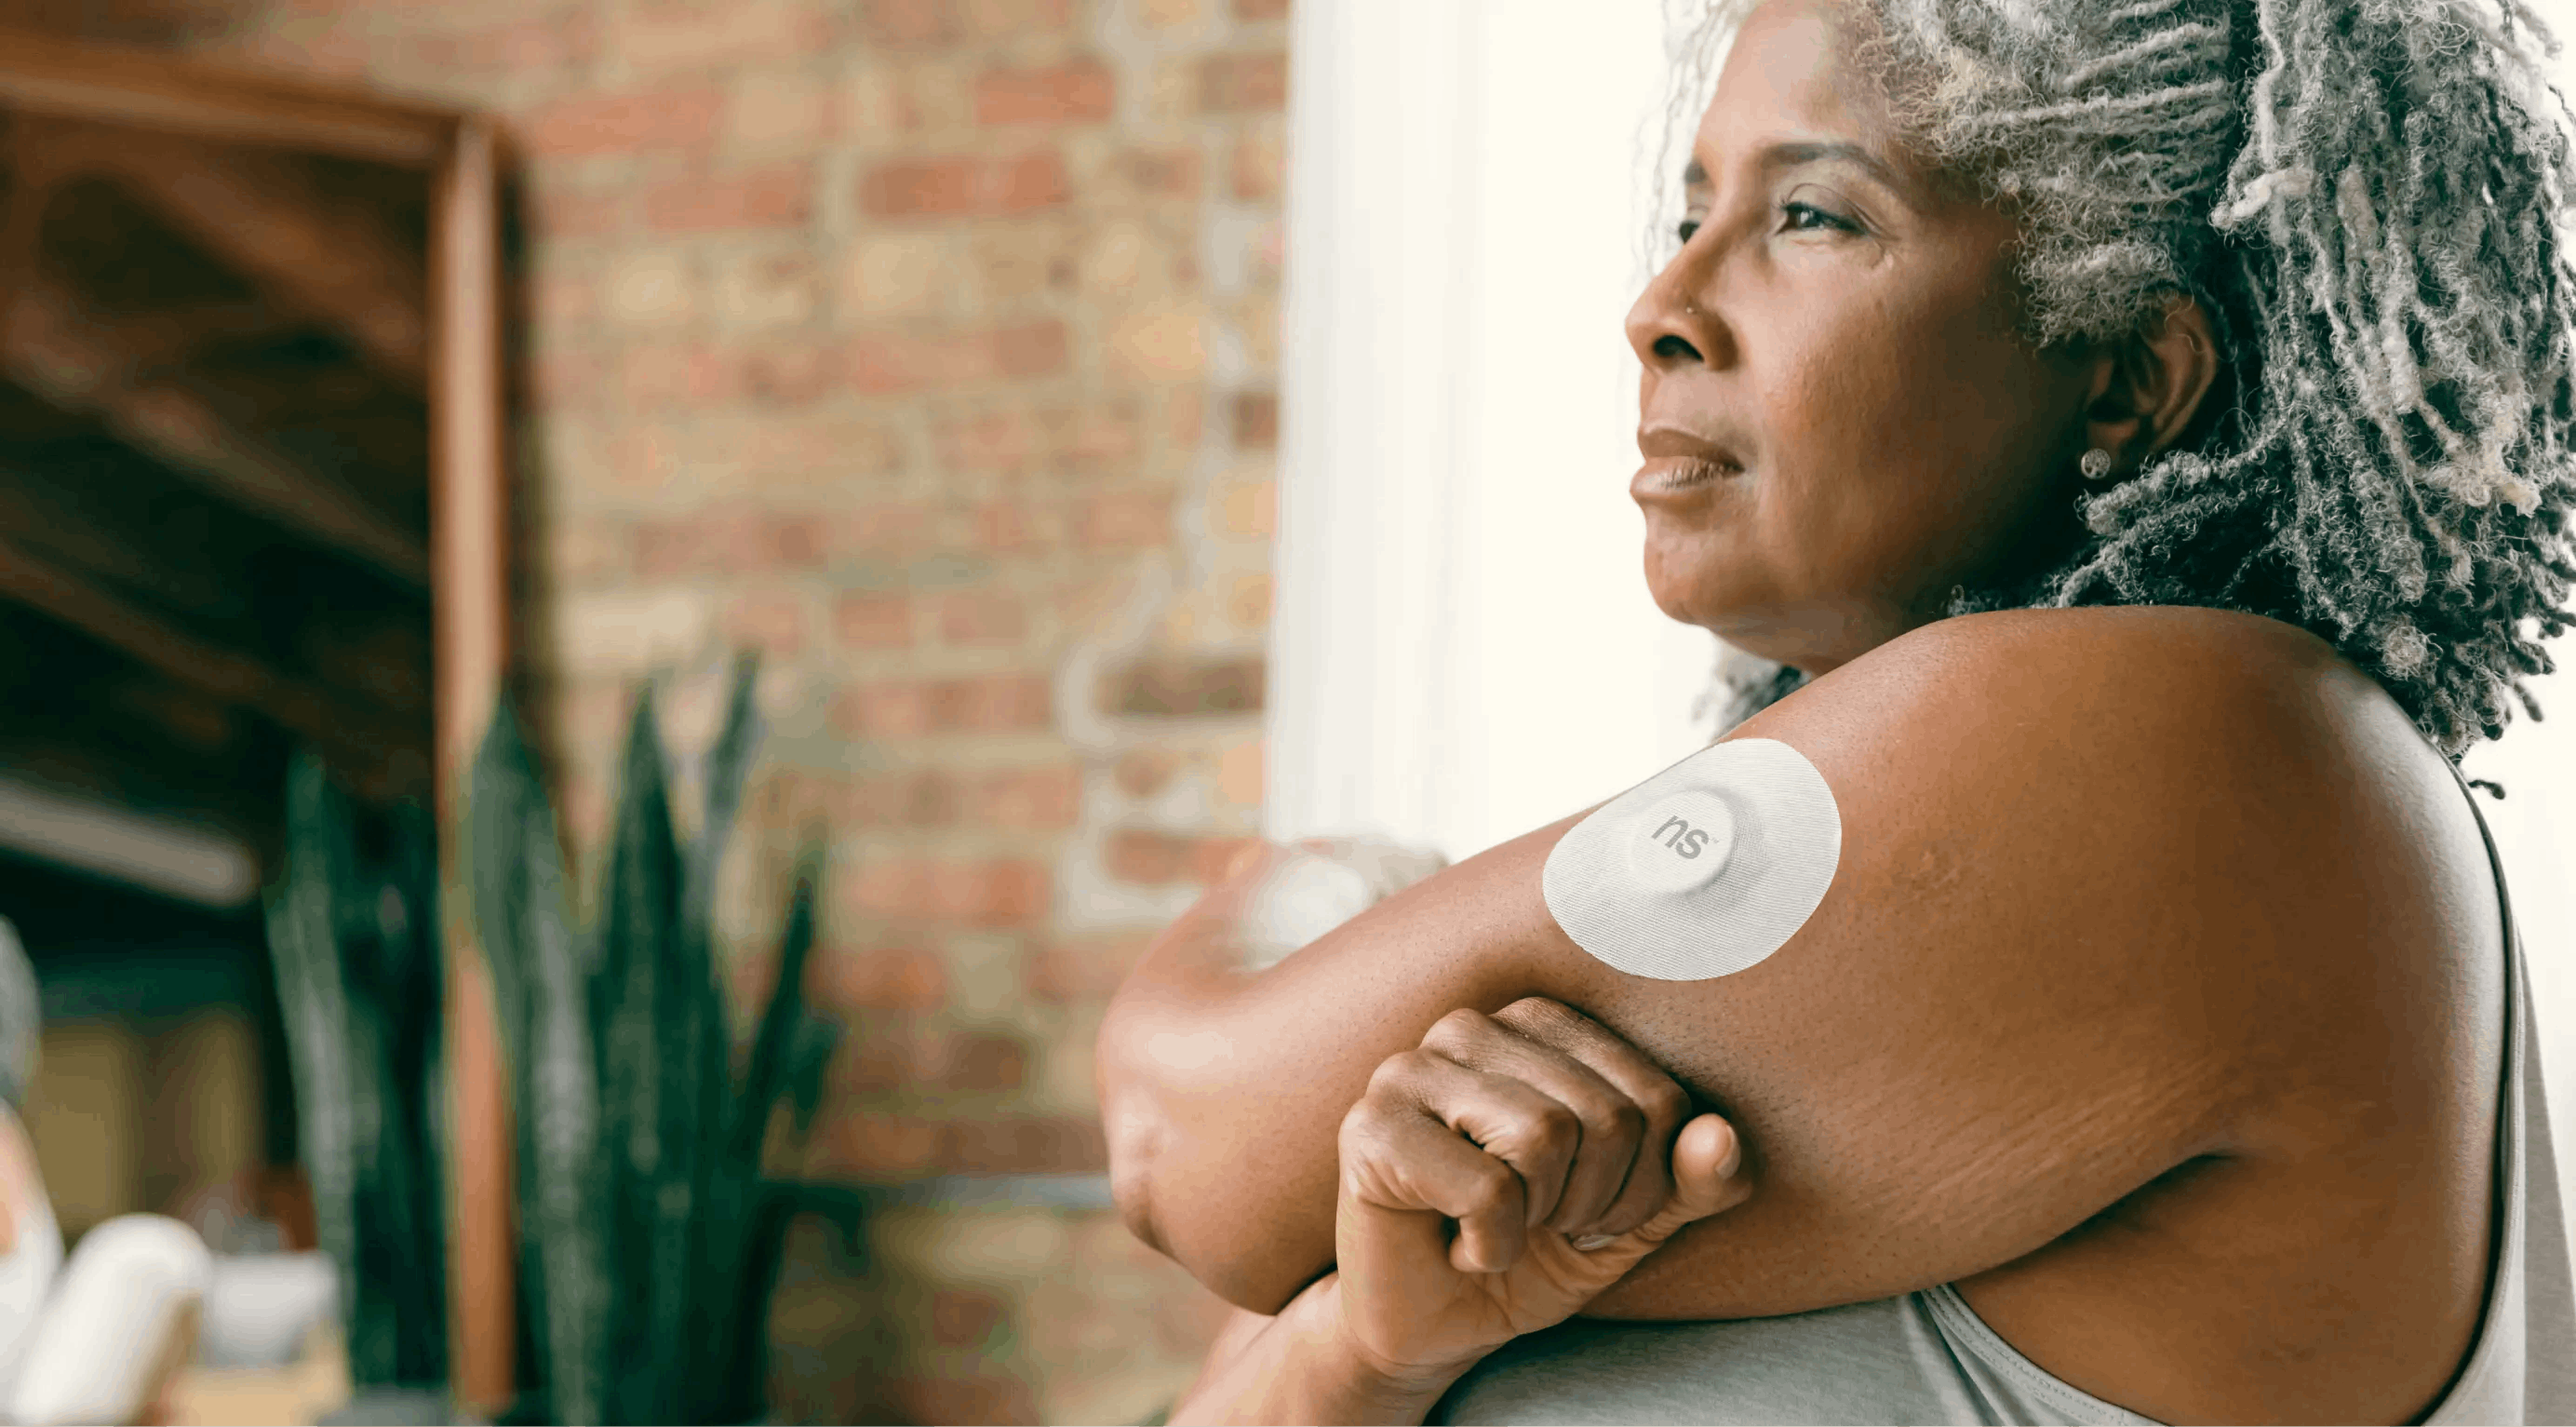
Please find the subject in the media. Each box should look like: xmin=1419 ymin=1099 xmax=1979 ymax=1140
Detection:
xmin=1677 ymin=218 xmax=1702 ymax=244
xmin=1779 ymin=200 xmax=1858 ymax=235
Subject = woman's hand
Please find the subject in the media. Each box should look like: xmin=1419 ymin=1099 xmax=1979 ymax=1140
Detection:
xmin=1331 ymin=998 xmax=1751 ymax=1387
xmin=1169 ymin=999 xmax=1750 ymax=1425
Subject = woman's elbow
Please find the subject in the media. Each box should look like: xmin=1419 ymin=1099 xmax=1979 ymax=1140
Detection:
xmin=1097 ymin=1021 xmax=1313 ymax=1313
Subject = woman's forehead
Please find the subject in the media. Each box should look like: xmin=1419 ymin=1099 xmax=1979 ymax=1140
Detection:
xmin=1691 ymin=0 xmax=1909 ymax=184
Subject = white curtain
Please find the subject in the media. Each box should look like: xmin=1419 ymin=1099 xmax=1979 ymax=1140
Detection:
xmin=1271 ymin=0 xmax=2576 ymax=1223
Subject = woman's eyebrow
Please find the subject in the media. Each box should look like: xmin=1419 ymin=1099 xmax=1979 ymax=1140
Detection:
xmin=1685 ymin=141 xmax=1920 ymax=203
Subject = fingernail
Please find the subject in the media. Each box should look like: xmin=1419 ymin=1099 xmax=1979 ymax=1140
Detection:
xmin=1569 ymin=1232 xmax=1618 ymax=1252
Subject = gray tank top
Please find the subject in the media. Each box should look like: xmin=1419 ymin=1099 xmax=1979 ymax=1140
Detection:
xmin=1436 ymin=765 xmax=2576 ymax=1425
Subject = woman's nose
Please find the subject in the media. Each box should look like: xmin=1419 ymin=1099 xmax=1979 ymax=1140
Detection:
xmin=1626 ymin=246 xmax=1733 ymax=372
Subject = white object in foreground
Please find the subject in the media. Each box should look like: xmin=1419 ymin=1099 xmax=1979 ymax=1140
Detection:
xmin=9 ymin=1214 xmax=210 ymax=1426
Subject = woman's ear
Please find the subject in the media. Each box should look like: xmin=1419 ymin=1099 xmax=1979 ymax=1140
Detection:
xmin=2081 ymin=295 xmax=2220 ymax=472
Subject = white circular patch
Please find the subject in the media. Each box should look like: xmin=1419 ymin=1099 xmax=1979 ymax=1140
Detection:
xmin=1624 ymin=790 xmax=1737 ymax=893
xmin=1544 ymin=738 xmax=1842 ymax=981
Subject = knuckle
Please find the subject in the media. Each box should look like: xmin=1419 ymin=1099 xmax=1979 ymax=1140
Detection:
xmin=1494 ymin=996 xmax=1570 ymax=1036
xmin=1463 ymin=1161 xmax=1517 ymax=1214
xmin=1641 ymin=1081 xmax=1692 ymax=1126
xmin=1424 ymin=1007 xmax=1492 ymax=1052
xmin=1603 ymin=1098 xmax=1647 ymax=1140
xmin=1530 ymin=1101 xmax=1581 ymax=1151
xmin=1365 ymin=1049 xmax=1428 ymax=1099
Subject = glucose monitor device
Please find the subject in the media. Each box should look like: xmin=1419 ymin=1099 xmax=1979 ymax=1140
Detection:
xmin=1543 ymin=737 xmax=1842 ymax=980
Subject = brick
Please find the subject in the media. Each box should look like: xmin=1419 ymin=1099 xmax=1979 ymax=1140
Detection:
xmin=935 ymin=672 xmax=1054 ymax=732
xmin=1223 ymin=572 xmax=1272 ymax=629
xmin=933 ymin=589 xmax=1028 ymax=645
xmin=1112 ymin=145 xmax=1204 ymax=202
xmin=1105 ymin=831 xmax=1254 ymax=886
xmin=1139 ymin=0 xmax=1200 ymax=24
xmin=961 ymin=765 xmax=1081 ymax=831
xmin=714 ymin=249 xmax=824 ymax=330
xmin=616 ymin=0 xmax=830 ymax=75
xmin=833 ymin=1031 xmax=925 ymax=1095
xmin=1231 ymin=122 xmax=1285 ymax=201
xmin=809 ymin=942 xmax=947 ymax=1012
xmin=939 ymin=1116 xmax=1107 ymax=1173
xmin=746 ymin=769 xmax=855 ymax=837
xmin=731 ymin=418 xmax=908 ymax=485
xmin=730 ymin=340 xmax=849 ymax=406
xmin=960 ymin=0 xmax=1079 ymax=39
xmin=933 ymin=399 xmax=1146 ymax=479
xmin=528 ymin=347 xmax=610 ymax=408
xmin=846 ymin=857 xmax=1050 ymax=924
xmin=812 ymin=1109 xmax=943 ymax=1178
xmin=969 ymin=500 xmax=1067 ymax=554
xmin=852 ymin=321 xmax=1068 ymax=394
xmin=1216 ymin=478 xmax=1276 ymax=537
xmin=1106 ymin=303 xmax=1206 ymax=382
xmin=976 ymin=59 xmax=1115 ymax=127
xmin=930 ymin=1286 xmax=1010 ymax=1349
xmin=1112 ymin=750 xmax=1180 ymax=798
xmin=1105 ymin=656 xmax=1264 ymax=716
xmin=723 ymin=591 xmax=809 ymax=656
xmin=727 ymin=74 xmax=837 ymax=151
xmin=1079 ymin=489 xmax=1171 ymax=547
xmin=1026 ymin=934 xmax=1152 ymax=1003
xmin=838 ymin=672 xmax=1053 ymax=737
xmin=529 ymin=186 xmax=626 ymax=241
xmin=1232 ymin=391 xmax=1278 ymax=449
xmin=525 ymin=88 xmax=724 ymax=155
xmin=1216 ymin=738 xmax=1264 ymax=806
xmin=888 ymin=1376 xmax=1039 ymax=1427
xmin=619 ymin=343 xmax=727 ymax=407
xmin=837 ymin=595 xmax=915 ymax=650
xmin=1200 ymin=51 xmax=1287 ymax=113
xmin=605 ymin=251 xmax=696 ymax=327
xmin=1103 ymin=829 xmax=1187 ymax=884
xmin=852 ymin=0 xmax=961 ymax=47
xmin=859 ymin=153 xmax=1069 ymax=219
xmin=837 ymin=680 xmax=938 ymax=739
xmin=841 ymin=235 xmax=975 ymax=318
xmin=845 ymin=770 xmax=962 ymax=827
xmin=827 ymin=504 xmax=938 ymax=559
xmin=935 ymin=1031 xmax=1029 ymax=1092
xmin=409 ymin=13 xmax=605 ymax=76
xmin=644 ymin=164 xmax=812 ymax=233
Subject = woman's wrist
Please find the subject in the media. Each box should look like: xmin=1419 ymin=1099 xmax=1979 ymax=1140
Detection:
xmin=1297 ymin=1274 xmax=1487 ymax=1415
xmin=1174 ymin=1273 xmax=1484 ymax=1425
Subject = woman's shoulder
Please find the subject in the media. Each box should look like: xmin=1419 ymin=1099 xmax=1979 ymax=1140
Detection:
xmin=1722 ymin=603 xmax=2493 ymax=1035
xmin=1746 ymin=604 xmax=2446 ymax=826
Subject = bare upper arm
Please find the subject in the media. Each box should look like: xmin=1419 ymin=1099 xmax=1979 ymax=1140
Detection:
xmin=1106 ymin=605 xmax=2453 ymax=1316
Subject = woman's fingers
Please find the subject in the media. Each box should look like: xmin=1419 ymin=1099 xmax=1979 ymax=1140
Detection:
xmin=1489 ymin=998 xmax=1697 ymax=1237
xmin=1339 ymin=1091 xmax=1532 ymax=1273
xmin=1368 ymin=1048 xmax=1584 ymax=1232
xmin=1421 ymin=1008 xmax=1650 ymax=1236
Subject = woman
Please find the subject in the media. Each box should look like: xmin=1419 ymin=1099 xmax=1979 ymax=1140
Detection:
xmin=1099 ymin=0 xmax=2576 ymax=1420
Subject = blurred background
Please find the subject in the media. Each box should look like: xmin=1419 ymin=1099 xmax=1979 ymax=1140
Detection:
xmin=0 ymin=0 xmax=2566 ymax=1423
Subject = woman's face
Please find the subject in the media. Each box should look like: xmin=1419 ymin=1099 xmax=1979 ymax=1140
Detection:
xmin=1629 ymin=0 xmax=2094 ymax=672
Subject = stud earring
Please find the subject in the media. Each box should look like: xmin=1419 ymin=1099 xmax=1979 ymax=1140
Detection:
xmin=2079 ymin=447 xmax=2114 ymax=480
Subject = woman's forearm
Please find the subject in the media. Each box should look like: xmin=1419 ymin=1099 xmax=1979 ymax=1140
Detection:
xmin=1099 ymin=829 xmax=1584 ymax=1309
xmin=1169 ymin=1280 xmax=1468 ymax=1426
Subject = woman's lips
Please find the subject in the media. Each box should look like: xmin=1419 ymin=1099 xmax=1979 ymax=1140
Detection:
xmin=1632 ymin=454 xmax=1744 ymax=498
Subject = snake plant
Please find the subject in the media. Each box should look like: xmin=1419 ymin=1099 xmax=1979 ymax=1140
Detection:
xmin=469 ymin=654 xmax=841 ymax=1425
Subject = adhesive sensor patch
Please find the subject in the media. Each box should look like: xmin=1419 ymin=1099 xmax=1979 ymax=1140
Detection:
xmin=1544 ymin=737 xmax=1842 ymax=981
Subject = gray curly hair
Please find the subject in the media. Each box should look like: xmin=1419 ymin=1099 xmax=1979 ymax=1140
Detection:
xmin=1671 ymin=0 xmax=2576 ymax=753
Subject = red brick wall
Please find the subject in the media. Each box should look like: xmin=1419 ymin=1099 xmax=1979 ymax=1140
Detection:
xmin=14 ymin=0 xmax=1286 ymax=1418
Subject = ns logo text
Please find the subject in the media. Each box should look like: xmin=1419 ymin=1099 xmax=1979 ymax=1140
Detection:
xmin=1648 ymin=815 xmax=1713 ymax=860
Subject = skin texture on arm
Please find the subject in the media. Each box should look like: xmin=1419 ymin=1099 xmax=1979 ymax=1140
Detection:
xmin=1098 ymin=605 xmax=2495 ymax=1327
